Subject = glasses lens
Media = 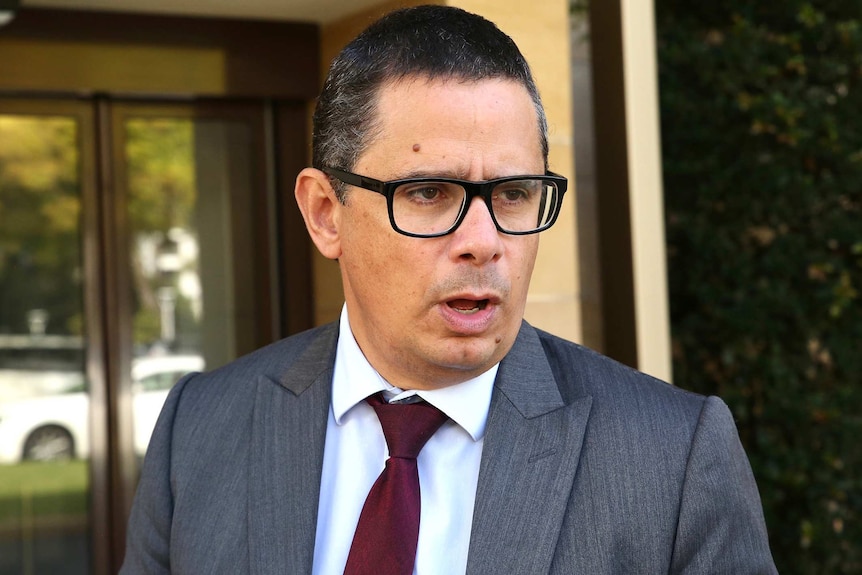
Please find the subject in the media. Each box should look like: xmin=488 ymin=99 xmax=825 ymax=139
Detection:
xmin=390 ymin=177 xmax=560 ymax=236
xmin=491 ymin=178 xmax=559 ymax=233
xmin=391 ymin=181 xmax=467 ymax=236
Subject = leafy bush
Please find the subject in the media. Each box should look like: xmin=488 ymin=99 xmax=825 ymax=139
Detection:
xmin=656 ymin=2 xmax=862 ymax=573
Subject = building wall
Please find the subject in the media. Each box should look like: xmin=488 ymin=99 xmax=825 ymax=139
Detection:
xmin=313 ymin=0 xmax=582 ymax=344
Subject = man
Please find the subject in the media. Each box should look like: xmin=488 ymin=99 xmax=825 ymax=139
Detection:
xmin=122 ymin=5 xmax=777 ymax=574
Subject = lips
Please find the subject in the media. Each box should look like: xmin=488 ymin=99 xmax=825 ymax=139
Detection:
xmin=440 ymin=292 xmax=498 ymax=334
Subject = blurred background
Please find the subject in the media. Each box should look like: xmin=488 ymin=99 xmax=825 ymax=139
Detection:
xmin=656 ymin=2 xmax=861 ymax=572
xmin=575 ymin=1 xmax=861 ymax=572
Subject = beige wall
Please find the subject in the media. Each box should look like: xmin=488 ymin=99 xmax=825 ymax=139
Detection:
xmin=619 ymin=0 xmax=671 ymax=381
xmin=312 ymin=0 xmax=581 ymax=344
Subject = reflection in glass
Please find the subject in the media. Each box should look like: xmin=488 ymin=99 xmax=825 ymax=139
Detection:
xmin=125 ymin=119 xmax=201 ymax=360
xmin=124 ymin=116 xmax=259 ymax=471
xmin=0 ymin=115 xmax=90 ymax=574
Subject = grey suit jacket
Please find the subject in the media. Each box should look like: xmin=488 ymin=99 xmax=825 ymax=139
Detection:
xmin=121 ymin=321 xmax=777 ymax=574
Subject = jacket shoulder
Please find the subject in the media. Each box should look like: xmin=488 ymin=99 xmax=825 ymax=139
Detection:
xmin=181 ymin=321 xmax=337 ymax=395
xmin=532 ymin=325 xmax=703 ymax=406
xmin=158 ymin=322 xmax=336 ymax=448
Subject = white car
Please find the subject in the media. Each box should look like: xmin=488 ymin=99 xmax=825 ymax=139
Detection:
xmin=0 ymin=355 xmax=204 ymax=463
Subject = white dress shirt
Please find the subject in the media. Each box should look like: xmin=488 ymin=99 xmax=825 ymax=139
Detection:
xmin=311 ymin=306 xmax=497 ymax=575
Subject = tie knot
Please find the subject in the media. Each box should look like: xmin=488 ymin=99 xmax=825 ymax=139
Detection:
xmin=366 ymin=392 xmax=448 ymax=459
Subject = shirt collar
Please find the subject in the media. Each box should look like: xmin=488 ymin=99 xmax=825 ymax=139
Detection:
xmin=332 ymin=304 xmax=496 ymax=441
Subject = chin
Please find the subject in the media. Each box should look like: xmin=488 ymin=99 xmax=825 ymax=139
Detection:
xmin=437 ymin=339 xmax=503 ymax=373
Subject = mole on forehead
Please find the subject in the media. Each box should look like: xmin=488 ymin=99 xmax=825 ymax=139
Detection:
xmin=412 ymin=143 xmax=421 ymax=152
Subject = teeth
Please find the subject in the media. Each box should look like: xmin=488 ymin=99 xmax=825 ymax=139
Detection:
xmin=454 ymin=305 xmax=481 ymax=314
xmin=449 ymin=299 xmax=488 ymax=314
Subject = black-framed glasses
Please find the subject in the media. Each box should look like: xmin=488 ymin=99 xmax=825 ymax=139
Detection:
xmin=323 ymin=167 xmax=567 ymax=238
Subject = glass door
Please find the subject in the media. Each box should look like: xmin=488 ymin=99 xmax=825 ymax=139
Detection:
xmin=0 ymin=98 xmax=283 ymax=574
xmin=109 ymin=102 xmax=276 ymax=507
xmin=0 ymin=102 xmax=100 ymax=575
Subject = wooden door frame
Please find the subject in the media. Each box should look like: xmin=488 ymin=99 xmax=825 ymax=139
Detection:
xmin=0 ymin=97 xmax=111 ymax=575
xmin=0 ymin=8 xmax=318 ymax=572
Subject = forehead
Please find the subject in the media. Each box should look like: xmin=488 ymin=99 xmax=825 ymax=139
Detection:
xmin=358 ymin=76 xmax=544 ymax=178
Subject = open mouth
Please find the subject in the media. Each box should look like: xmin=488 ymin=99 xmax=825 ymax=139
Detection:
xmin=447 ymin=299 xmax=489 ymax=314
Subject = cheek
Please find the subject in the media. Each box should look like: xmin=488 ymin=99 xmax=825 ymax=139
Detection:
xmin=343 ymin=225 xmax=433 ymax=301
xmin=383 ymin=246 xmax=437 ymax=301
xmin=511 ymin=239 xmax=539 ymax=286
xmin=341 ymin=204 xmax=391 ymax=266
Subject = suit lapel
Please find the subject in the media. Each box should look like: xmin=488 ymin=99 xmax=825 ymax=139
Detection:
xmin=466 ymin=323 xmax=592 ymax=575
xmin=248 ymin=325 xmax=338 ymax=575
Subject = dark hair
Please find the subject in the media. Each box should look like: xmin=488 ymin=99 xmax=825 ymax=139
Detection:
xmin=312 ymin=4 xmax=549 ymax=201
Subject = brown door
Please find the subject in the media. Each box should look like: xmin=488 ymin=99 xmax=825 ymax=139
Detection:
xmin=0 ymin=97 xmax=299 ymax=574
xmin=0 ymin=99 xmax=102 ymax=575
xmin=0 ymin=11 xmax=317 ymax=572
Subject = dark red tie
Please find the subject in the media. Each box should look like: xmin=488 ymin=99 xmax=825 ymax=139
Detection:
xmin=343 ymin=392 xmax=449 ymax=575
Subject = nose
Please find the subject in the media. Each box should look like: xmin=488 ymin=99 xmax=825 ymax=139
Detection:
xmin=448 ymin=196 xmax=503 ymax=264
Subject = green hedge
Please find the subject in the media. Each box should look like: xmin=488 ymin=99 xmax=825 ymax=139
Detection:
xmin=655 ymin=1 xmax=862 ymax=573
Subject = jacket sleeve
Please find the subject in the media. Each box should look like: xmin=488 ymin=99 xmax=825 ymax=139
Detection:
xmin=670 ymin=396 xmax=778 ymax=574
xmin=119 ymin=372 xmax=197 ymax=574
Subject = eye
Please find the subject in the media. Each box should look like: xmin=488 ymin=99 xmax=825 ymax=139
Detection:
xmin=409 ymin=185 xmax=444 ymax=201
xmin=500 ymin=188 xmax=528 ymax=201
xmin=396 ymin=182 xmax=461 ymax=206
xmin=493 ymin=185 xmax=532 ymax=204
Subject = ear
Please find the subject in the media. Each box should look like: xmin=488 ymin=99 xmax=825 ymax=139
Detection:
xmin=294 ymin=167 xmax=343 ymax=260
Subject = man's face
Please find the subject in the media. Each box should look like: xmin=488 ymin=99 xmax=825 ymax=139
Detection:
xmin=333 ymin=77 xmax=544 ymax=389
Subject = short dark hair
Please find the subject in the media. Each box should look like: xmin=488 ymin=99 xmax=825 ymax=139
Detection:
xmin=312 ymin=4 xmax=550 ymax=201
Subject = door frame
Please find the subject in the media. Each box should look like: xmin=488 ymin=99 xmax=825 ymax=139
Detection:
xmin=0 ymin=97 xmax=111 ymax=574
xmin=0 ymin=8 xmax=318 ymax=572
